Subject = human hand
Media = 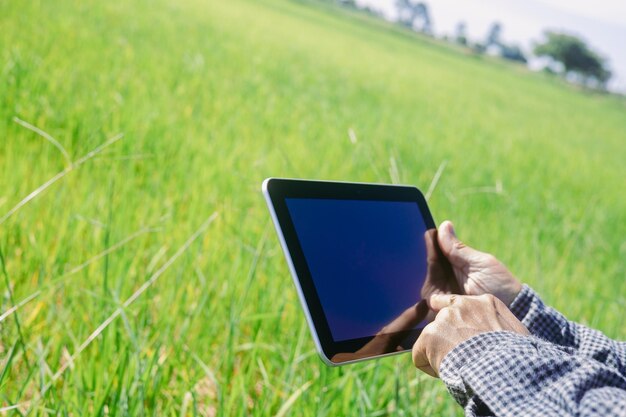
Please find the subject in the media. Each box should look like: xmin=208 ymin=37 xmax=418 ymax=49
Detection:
xmin=412 ymin=294 xmax=530 ymax=377
xmin=437 ymin=221 xmax=522 ymax=307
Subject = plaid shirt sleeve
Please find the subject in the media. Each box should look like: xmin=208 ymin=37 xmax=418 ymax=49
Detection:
xmin=438 ymin=287 xmax=626 ymax=416
xmin=509 ymin=285 xmax=626 ymax=374
xmin=439 ymin=332 xmax=626 ymax=416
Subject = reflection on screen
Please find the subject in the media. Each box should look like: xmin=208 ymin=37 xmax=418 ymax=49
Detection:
xmin=286 ymin=198 xmax=430 ymax=342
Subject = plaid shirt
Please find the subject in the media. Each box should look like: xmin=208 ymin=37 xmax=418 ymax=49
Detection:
xmin=439 ymin=285 xmax=626 ymax=416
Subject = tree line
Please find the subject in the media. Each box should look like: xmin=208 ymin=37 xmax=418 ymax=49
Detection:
xmin=336 ymin=0 xmax=612 ymax=90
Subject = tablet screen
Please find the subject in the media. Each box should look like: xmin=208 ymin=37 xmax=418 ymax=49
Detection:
xmin=285 ymin=198 xmax=430 ymax=342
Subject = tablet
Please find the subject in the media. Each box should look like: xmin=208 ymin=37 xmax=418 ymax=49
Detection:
xmin=262 ymin=178 xmax=458 ymax=365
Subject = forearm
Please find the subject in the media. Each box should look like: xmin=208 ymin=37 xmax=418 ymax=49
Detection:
xmin=440 ymin=331 xmax=626 ymax=417
xmin=509 ymin=285 xmax=626 ymax=375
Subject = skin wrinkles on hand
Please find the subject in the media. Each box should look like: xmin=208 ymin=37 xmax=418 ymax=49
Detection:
xmin=412 ymin=293 xmax=529 ymax=377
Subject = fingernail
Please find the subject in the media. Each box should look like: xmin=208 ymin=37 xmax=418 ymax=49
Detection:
xmin=448 ymin=222 xmax=457 ymax=237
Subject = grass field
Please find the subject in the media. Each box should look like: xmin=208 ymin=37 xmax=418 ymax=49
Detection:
xmin=1 ymin=0 xmax=625 ymax=414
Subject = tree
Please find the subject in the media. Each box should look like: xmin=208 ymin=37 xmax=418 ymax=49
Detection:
xmin=485 ymin=22 xmax=502 ymax=47
xmin=395 ymin=0 xmax=432 ymax=35
xmin=416 ymin=3 xmax=432 ymax=34
xmin=482 ymin=22 xmax=526 ymax=64
xmin=534 ymin=31 xmax=611 ymax=88
xmin=455 ymin=21 xmax=467 ymax=46
xmin=395 ymin=0 xmax=413 ymax=27
xmin=337 ymin=0 xmax=357 ymax=7
xmin=500 ymin=44 xmax=527 ymax=64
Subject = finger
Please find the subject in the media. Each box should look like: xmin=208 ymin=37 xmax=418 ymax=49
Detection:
xmin=411 ymin=336 xmax=430 ymax=371
xmin=428 ymin=293 xmax=457 ymax=311
xmin=416 ymin=364 xmax=438 ymax=378
xmin=412 ymin=327 xmax=439 ymax=378
xmin=423 ymin=228 xmax=438 ymax=262
xmin=437 ymin=221 xmax=484 ymax=268
xmin=380 ymin=301 xmax=425 ymax=334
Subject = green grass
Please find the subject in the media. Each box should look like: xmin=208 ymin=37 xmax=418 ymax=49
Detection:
xmin=1 ymin=0 xmax=625 ymax=414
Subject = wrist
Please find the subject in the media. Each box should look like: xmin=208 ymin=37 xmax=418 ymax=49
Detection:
xmin=499 ymin=279 xmax=522 ymax=307
xmin=508 ymin=284 xmax=534 ymax=321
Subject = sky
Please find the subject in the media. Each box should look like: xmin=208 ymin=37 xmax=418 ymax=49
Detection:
xmin=355 ymin=0 xmax=626 ymax=92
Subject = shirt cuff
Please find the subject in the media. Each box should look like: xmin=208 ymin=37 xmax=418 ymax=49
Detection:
xmin=439 ymin=331 xmax=527 ymax=406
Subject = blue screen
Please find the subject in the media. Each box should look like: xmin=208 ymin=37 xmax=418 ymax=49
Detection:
xmin=285 ymin=198 xmax=429 ymax=342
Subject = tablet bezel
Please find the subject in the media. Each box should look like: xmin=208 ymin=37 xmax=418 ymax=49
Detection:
xmin=262 ymin=177 xmax=437 ymax=366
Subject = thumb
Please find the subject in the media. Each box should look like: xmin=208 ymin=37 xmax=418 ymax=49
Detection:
xmin=437 ymin=221 xmax=484 ymax=268
xmin=412 ymin=331 xmax=438 ymax=378
xmin=428 ymin=293 xmax=456 ymax=312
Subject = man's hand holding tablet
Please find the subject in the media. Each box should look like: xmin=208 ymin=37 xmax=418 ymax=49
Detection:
xmin=263 ymin=178 xmax=469 ymax=365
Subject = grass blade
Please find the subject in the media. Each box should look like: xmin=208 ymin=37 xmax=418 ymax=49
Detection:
xmin=274 ymin=380 xmax=313 ymax=417
xmin=425 ymin=160 xmax=448 ymax=202
xmin=0 ymin=133 xmax=123 ymax=226
xmin=13 ymin=117 xmax=72 ymax=168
